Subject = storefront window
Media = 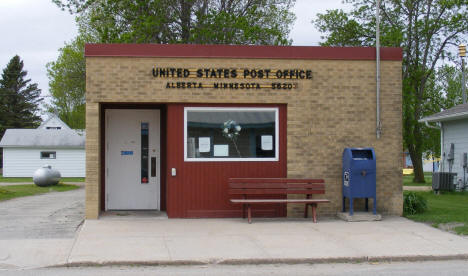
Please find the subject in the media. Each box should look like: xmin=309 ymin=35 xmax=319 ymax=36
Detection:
xmin=184 ymin=107 xmax=278 ymax=161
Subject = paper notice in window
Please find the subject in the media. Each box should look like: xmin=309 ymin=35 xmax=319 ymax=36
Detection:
xmin=198 ymin=137 xmax=211 ymax=153
xmin=214 ymin=145 xmax=229 ymax=156
xmin=261 ymin=135 xmax=273 ymax=150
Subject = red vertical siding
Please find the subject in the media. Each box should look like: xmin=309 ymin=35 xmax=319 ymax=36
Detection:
xmin=166 ymin=104 xmax=287 ymax=218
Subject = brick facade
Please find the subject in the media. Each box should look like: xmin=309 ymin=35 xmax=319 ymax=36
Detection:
xmin=85 ymin=45 xmax=402 ymax=219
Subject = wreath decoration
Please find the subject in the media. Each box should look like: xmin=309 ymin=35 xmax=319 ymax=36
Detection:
xmin=222 ymin=120 xmax=242 ymax=139
xmin=221 ymin=120 xmax=242 ymax=157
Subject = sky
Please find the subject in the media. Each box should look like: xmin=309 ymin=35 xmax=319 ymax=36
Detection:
xmin=0 ymin=0 xmax=347 ymax=109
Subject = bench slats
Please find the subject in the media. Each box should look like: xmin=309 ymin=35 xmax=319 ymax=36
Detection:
xmin=228 ymin=178 xmax=330 ymax=224
xmin=229 ymin=190 xmax=326 ymax=195
xmin=229 ymin=183 xmax=325 ymax=189
xmin=231 ymin=199 xmax=330 ymax=204
xmin=229 ymin=178 xmax=325 ymax=184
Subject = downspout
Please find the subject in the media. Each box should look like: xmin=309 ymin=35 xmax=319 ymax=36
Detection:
xmin=440 ymin=123 xmax=445 ymax=172
xmin=424 ymin=121 xmax=440 ymax=129
xmin=424 ymin=121 xmax=442 ymax=172
xmin=376 ymin=0 xmax=382 ymax=139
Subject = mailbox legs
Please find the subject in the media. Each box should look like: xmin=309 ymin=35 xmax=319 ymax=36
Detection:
xmin=373 ymin=197 xmax=377 ymax=214
xmin=343 ymin=197 xmax=376 ymax=216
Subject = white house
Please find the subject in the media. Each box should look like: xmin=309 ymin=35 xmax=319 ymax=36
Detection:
xmin=0 ymin=115 xmax=85 ymax=177
xmin=419 ymin=103 xmax=468 ymax=187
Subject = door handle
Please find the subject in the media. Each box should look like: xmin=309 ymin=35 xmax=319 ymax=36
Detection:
xmin=151 ymin=157 xmax=156 ymax=177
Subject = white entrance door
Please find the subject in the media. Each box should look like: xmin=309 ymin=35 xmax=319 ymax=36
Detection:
xmin=105 ymin=109 xmax=160 ymax=210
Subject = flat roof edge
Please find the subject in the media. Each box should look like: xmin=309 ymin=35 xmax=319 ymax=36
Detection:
xmin=84 ymin=44 xmax=403 ymax=61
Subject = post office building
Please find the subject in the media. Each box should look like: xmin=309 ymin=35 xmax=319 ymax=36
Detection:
xmin=84 ymin=44 xmax=403 ymax=219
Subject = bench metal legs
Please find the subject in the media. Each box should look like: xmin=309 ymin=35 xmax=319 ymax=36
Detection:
xmin=311 ymin=203 xmax=317 ymax=223
xmin=242 ymin=195 xmax=247 ymax=219
xmin=245 ymin=202 xmax=320 ymax=224
xmin=304 ymin=203 xmax=318 ymax=223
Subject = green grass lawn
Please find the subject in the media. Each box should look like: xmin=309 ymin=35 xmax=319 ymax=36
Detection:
xmin=0 ymin=174 xmax=84 ymax=183
xmin=0 ymin=184 xmax=80 ymax=202
xmin=403 ymin=172 xmax=432 ymax=186
xmin=404 ymin=191 xmax=468 ymax=235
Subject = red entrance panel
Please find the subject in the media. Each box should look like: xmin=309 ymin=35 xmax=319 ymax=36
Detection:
xmin=166 ymin=104 xmax=287 ymax=218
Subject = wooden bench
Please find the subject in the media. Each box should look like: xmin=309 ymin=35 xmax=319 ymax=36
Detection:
xmin=229 ymin=178 xmax=330 ymax=223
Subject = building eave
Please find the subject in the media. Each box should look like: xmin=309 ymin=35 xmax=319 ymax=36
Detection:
xmin=419 ymin=111 xmax=468 ymax=123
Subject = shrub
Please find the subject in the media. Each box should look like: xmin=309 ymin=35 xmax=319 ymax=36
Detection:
xmin=404 ymin=192 xmax=428 ymax=215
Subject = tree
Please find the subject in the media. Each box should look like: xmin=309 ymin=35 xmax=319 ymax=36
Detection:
xmin=0 ymin=55 xmax=43 ymax=134
xmin=53 ymin=0 xmax=296 ymax=45
xmin=314 ymin=0 xmax=468 ymax=182
xmin=421 ymin=64 xmax=467 ymax=159
xmin=46 ymin=35 xmax=88 ymax=129
xmin=49 ymin=0 xmax=296 ymax=130
xmin=0 ymin=56 xmax=43 ymax=167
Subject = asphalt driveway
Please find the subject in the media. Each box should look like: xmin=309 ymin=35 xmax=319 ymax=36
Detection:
xmin=0 ymin=187 xmax=84 ymax=239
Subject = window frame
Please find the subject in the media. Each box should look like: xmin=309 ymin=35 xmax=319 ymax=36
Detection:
xmin=184 ymin=107 xmax=279 ymax=162
xmin=40 ymin=151 xmax=57 ymax=159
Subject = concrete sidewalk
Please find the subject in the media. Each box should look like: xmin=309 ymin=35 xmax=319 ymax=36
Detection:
xmin=0 ymin=189 xmax=84 ymax=269
xmin=65 ymin=216 xmax=468 ymax=266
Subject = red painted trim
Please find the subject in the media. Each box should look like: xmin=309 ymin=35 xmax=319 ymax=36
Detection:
xmin=166 ymin=103 xmax=288 ymax=218
xmin=85 ymin=44 xmax=402 ymax=61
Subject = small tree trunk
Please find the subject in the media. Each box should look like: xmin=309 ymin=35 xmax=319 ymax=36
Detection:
xmin=179 ymin=0 xmax=192 ymax=43
xmin=409 ymin=149 xmax=426 ymax=183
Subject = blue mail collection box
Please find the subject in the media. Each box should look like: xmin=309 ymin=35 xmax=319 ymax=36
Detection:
xmin=342 ymin=148 xmax=376 ymax=215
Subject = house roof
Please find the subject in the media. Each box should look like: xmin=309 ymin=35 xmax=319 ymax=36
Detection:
xmin=419 ymin=103 xmax=468 ymax=123
xmin=38 ymin=114 xmax=71 ymax=130
xmin=0 ymin=129 xmax=85 ymax=148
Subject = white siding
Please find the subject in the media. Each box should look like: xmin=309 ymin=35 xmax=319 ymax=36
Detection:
xmin=38 ymin=116 xmax=71 ymax=130
xmin=2 ymin=148 xmax=85 ymax=177
xmin=441 ymin=120 xmax=468 ymax=185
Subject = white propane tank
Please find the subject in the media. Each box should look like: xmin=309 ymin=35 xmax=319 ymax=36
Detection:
xmin=33 ymin=165 xmax=61 ymax=187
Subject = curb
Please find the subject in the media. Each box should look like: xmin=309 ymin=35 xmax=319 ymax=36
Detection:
xmin=49 ymin=254 xmax=468 ymax=268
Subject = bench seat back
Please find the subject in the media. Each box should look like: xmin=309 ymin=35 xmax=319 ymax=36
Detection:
xmin=229 ymin=178 xmax=325 ymax=195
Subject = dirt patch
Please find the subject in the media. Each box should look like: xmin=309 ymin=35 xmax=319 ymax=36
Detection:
xmin=403 ymin=186 xmax=432 ymax=191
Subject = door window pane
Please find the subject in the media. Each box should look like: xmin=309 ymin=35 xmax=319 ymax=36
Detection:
xmin=141 ymin=122 xmax=149 ymax=183
xmin=185 ymin=108 xmax=278 ymax=161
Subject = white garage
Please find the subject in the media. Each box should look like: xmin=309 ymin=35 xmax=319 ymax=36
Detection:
xmin=0 ymin=115 xmax=85 ymax=177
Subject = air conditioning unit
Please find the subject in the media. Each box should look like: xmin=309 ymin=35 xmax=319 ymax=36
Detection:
xmin=432 ymin=172 xmax=457 ymax=192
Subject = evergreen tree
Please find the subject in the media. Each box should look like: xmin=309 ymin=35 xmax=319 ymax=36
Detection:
xmin=0 ymin=55 xmax=43 ymax=138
